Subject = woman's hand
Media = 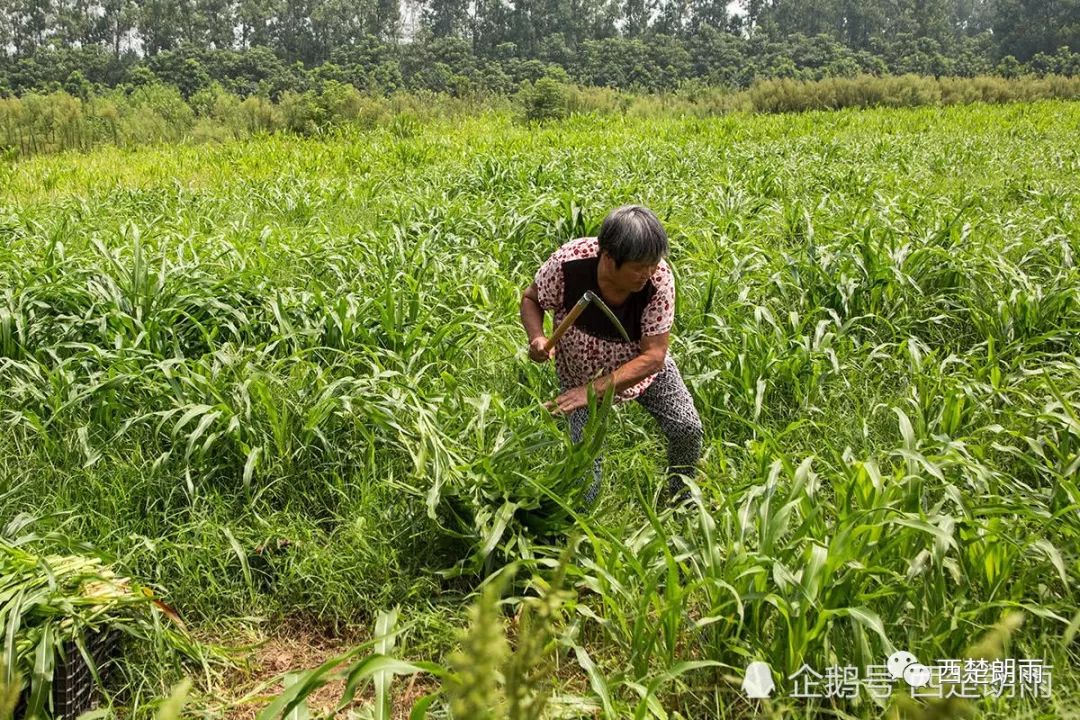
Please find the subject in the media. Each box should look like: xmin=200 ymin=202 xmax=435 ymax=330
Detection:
xmin=528 ymin=336 xmax=554 ymax=363
xmin=544 ymin=384 xmax=588 ymax=416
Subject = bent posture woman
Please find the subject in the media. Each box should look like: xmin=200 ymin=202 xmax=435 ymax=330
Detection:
xmin=519 ymin=205 xmax=703 ymax=505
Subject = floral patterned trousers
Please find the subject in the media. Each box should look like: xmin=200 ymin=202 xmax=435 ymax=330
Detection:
xmin=567 ymin=355 xmax=703 ymax=505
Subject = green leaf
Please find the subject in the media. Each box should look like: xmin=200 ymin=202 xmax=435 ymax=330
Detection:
xmin=26 ymin=623 xmax=54 ymax=720
xmin=1031 ymin=539 xmax=1068 ymax=587
xmin=153 ymin=678 xmax=192 ymax=720
xmin=282 ymin=673 xmax=311 ymax=720
xmin=479 ymin=500 xmax=519 ymax=561
xmin=222 ymin=527 xmax=253 ymax=595
xmin=894 ymin=406 xmax=916 ymax=450
xmin=336 ymin=655 xmax=445 ymax=712
xmin=574 ymin=645 xmax=614 ymax=718
xmin=243 ymin=446 xmax=263 ymax=490
xmin=408 ymin=692 xmax=440 ymax=720
xmin=831 ymin=606 xmax=894 ymax=655
xmin=374 ymin=609 xmax=399 ymax=720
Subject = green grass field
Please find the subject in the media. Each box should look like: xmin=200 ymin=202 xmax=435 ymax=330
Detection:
xmin=1 ymin=100 xmax=1078 ymax=718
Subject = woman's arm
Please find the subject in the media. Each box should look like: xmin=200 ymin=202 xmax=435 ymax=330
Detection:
xmin=520 ymin=282 xmax=546 ymax=343
xmin=545 ymin=333 xmax=669 ymax=415
xmin=520 ymin=282 xmax=554 ymax=362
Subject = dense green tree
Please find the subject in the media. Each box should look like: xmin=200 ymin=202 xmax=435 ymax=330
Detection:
xmin=832 ymin=0 xmax=886 ymax=47
xmin=63 ymin=68 xmax=91 ymax=97
xmin=685 ymin=24 xmax=747 ymax=84
xmin=195 ymin=0 xmax=236 ymax=49
xmin=687 ymin=0 xmax=727 ymax=32
xmin=422 ymin=0 xmax=468 ymax=37
xmin=537 ymin=32 xmax=573 ymax=66
xmin=148 ymin=49 xmax=212 ymax=95
xmin=136 ymin=0 xmax=186 ymax=53
xmin=236 ymin=0 xmax=277 ymax=48
xmin=0 ymin=0 xmax=1076 ymax=96
xmin=3 ymin=0 xmax=51 ymax=56
xmin=312 ymin=0 xmax=376 ymax=52
xmin=993 ymin=0 xmax=1080 ymax=61
xmin=275 ymin=0 xmax=321 ymax=62
xmin=770 ymin=0 xmax=842 ymax=38
xmin=101 ymin=0 xmax=138 ymax=57
xmin=375 ymin=0 xmax=400 ymax=39
xmin=951 ymin=0 xmax=994 ymax=33
xmin=53 ymin=0 xmax=105 ymax=46
xmin=0 ymin=3 xmax=10 ymax=54
xmin=622 ymin=0 xmax=647 ymax=36
xmin=469 ymin=0 xmax=510 ymax=53
xmin=204 ymin=45 xmax=289 ymax=95
xmin=532 ymin=0 xmax=577 ymax=48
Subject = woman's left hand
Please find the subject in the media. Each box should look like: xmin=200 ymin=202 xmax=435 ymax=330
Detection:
xmin=544 ymin=384 xmax=589 ymax=416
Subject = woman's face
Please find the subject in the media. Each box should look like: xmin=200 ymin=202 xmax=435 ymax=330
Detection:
xmin=604 ymin=253 xmax=660 ymax=293
xmin=614 ymin=258 xmax=660 ymax=292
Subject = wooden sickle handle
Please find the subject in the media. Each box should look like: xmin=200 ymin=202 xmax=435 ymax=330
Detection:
xmin=543 ymin=298 xmax=590 ymax=352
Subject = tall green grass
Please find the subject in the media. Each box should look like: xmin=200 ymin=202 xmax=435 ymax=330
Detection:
xmin=0 ymin=100 xmax=1077 ymax=716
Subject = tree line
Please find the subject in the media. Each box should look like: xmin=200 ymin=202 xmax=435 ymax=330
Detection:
xmin=0 ymin=0 xmax=1077 ymax=97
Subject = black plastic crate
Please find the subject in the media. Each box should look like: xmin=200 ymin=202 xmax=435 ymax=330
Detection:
xmin=15 ymin=629 xmax=121 ymax=720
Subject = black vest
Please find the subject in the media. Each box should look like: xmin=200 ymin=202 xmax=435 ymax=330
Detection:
xmin=562 ymin=257 xmax=655 ymax=342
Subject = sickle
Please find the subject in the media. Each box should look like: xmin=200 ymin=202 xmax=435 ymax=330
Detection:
xmin=543 ymin=290 xmax=631 ymax=352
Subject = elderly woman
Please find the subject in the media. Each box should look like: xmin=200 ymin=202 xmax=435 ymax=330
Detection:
xmin=519 ymin=205 xmax=704 ymax=505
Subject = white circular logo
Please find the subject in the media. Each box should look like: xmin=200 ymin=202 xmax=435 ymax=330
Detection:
xmin=742 ymin=661 xmax=775 ymax=699
xmin=903 ymin=663 xmax=932 ymax=688
xmin=886 ymin=651 xmax=918 ymax=680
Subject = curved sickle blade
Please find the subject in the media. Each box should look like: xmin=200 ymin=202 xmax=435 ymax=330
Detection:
xmin=583 ymin=290 xmax=631 ymax=342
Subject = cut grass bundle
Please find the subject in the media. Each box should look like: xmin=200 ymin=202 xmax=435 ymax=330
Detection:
xmin=0 ymin=540 xmax=215 ymax=719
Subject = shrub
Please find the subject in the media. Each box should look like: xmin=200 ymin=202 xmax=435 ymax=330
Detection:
xmin=64 ymin=70 xmax=92 ymax=101
xmin=749 ymin=74 xmax=956 ymax=113
xmin=879 ymin=74 xmax=941 ymax=107
xmin=236 ymin=95 xmax=280 ymax=134
xmin=188 ymin=81 xmax=234 ymax=118
xmin=518 ymin=77 xmax=569 ymax=122
xmin=87 ymin=96 xmax=121 ymax=145
xmin=279 ymin=90 xmax=321 ymax=134
xmin=190 ymin=117 xmax=233 ymax=144
xmin=128 ymin=83 xmax=195 ymax=134
xmin=565 ymin=85 xmax=628 ymax=115
xmin=318 ymin=80 xmax=365 ymax=125
xmin=996 ymin=55 xmax=1023 ymax=79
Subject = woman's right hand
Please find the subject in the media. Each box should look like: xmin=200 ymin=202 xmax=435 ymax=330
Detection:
xmin=528 ymin=336 xmax=554 ymax=363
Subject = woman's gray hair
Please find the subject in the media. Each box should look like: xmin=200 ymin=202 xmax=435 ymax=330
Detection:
xmin=597 ymin=205 xmax=669 ymax=266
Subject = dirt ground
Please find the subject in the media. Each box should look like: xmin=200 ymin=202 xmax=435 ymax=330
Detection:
xmin=212 ymin=621 xmax=438 ymax=719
